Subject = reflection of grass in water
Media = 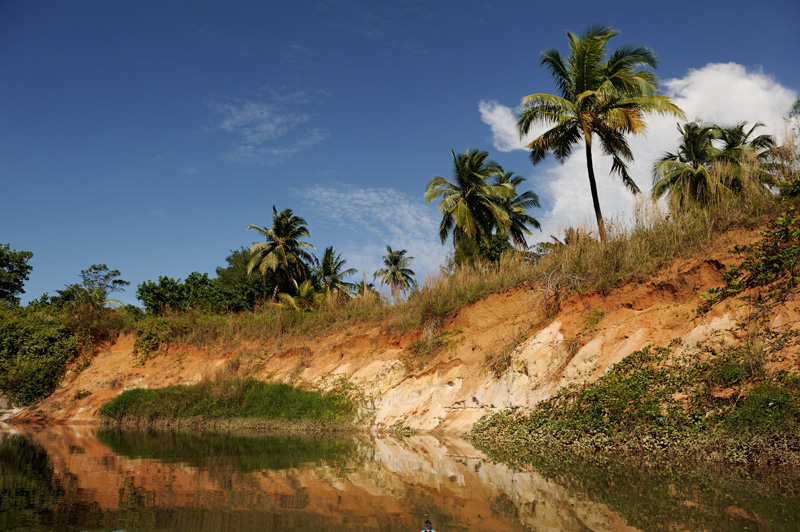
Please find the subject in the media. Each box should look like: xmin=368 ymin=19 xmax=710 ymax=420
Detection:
xmin=480 ymin=447 xmax=800 ymax=532
xmin=96 ymin=428 xmax=359 ymax=472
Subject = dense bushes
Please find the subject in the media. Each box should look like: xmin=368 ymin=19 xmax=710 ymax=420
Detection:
xmin=0 ymin=305 xmax=78 ymax=405
xmin=136 ymin=248 xmax=273 ymax=314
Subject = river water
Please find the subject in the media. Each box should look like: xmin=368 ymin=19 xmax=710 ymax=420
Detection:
xmin=1 ymin=425 xmax=798 ymax=531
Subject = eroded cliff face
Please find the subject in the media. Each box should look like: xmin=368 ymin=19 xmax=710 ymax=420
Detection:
xmin=12 ymin=229 xmax=800 ymax=432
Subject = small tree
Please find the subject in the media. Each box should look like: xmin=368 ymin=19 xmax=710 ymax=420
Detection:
xmin=52 ymin=264 xmax=129 ymax=308
xmin=374 ymin=246 xmax=416 ymax=303
xmin=0 ymin=244 xmax=34 ymax=306
xmin=136 ymin=276 xmax=186 ymax=314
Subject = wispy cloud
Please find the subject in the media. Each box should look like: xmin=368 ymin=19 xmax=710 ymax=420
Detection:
xmin=182 ymin=164 xmax=207 ymax=175
xmin=295 ymin=184 xmax=447 ymax=285
xmin=208 ymin=97 xmax=327 ymax=165
xmin=479 ymin=63 xmax=798 ymax=241
xmin=315 ymin=1 xmax=430 ymax=56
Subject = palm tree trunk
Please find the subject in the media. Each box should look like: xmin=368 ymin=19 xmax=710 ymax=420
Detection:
xmin=584 ymin=141 xmax=607 ymax=242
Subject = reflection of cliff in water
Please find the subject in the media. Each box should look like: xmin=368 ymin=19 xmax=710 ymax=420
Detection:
xmin=7 ymin=425 xmax=800 ymax=532
xmin=3 ymin=424 xmax=640 ymax=531
xmin=0 ymin=429 xmax=102 ymax=531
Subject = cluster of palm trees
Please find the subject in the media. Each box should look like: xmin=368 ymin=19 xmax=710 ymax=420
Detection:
xmin=508 ymin=24 xmax=791 ymax=239
xmin=652 ymin=121 xmax=777 ymax=209
xmin=249 ymin=25 xmax=793 ymax=312
xmin=425 ymin=149 xmax=541 ymax=258
xmin=246 ymin=206 xmax=416 ymax=309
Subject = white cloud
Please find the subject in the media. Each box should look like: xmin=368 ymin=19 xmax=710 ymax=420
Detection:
xmin=479 ymin=100 xmax=527 ymax=152
xmin=209 ymin=98 xmax=326 ymax=165
xmin=664 ymin=63 xmax=796 ymax=129
xmin=480 ymin=63 xmax=798 ymax=241
xmin=479 ymin=99 xmax=562 ymax=153
xmin=296 ymin=185 xmax=447 ymax=287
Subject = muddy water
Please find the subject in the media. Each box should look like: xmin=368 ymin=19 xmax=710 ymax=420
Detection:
xmin=1 ymin=425 xmax=798 ymax=531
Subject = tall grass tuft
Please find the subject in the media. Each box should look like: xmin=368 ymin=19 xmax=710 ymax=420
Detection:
xmin=99 ymin=378 xmax=357 ymax=425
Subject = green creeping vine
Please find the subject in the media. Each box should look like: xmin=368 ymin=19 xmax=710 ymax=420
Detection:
xmin=700 ymin=208 xmax=800 ymax=314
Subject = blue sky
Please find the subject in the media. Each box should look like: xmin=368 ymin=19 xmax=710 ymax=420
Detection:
xmin=2 ymin=0 xmax=799 ymax=305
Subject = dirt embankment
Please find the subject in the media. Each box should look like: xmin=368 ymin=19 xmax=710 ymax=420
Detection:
xmin=13 ymin=228 xmax=800 ymax=432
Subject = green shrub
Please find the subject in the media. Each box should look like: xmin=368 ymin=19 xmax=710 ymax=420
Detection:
xmin=0 ymin=306 xmax=78 ymax=405
xmin=727 ymin=374 xmax=800 ymax=431
xmin=132 ymin=318 xmax=176 ymax=363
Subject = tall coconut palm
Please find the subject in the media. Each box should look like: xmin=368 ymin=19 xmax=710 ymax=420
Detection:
xmin=247 ymin=206 xmax=316 ymax=300
xmin=425 ymin=149 xmax=513 ymax=247
xmin=373 ymin=246 xmax=415 ymax=303
xmin=491 ymin=171 xmax=542 ymax=248
xmin=517 ymin=24 xmax=685 ymax=241
xmin=652 ymin=122 xmax=721 ymax=209
xmin=313 ymin=246 xmax=357 ymax=298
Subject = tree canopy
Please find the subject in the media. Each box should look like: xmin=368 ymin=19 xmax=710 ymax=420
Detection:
xmin=425 ymin=149 xmax=512 ymax=246
xmin=374 ymin=246 xmax=415 ymax=303
xmin=313 ymin=246 xmax=357 ymax=298
xmin=0 ymin=244 xmax=33 ymax=306
xmin=652 ymin=121 xmax=777 ymax=209
xmin=247 ymin=206 xmax=316 ymax=300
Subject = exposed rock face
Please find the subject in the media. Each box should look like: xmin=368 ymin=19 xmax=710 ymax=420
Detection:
xmin=12 ymin=230 xmax=799 ymax=432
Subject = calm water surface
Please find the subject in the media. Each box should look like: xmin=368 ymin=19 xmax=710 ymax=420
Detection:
xmin=1 ymin=424 xmax=798 ymax=531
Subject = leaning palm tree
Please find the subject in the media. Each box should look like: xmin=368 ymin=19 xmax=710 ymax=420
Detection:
xmin=517 ymin=24 xmax=685 ymax=241
xmin=652 ymin=122 xmax=721 ymax=209
xmin=247 ymin=206 xmax=316 ymax=300
xmin=313 ymin=246 xmax=357 ymax=298
xmin=425 ymin=149 xmax=513 ymax=247
xmin=373 ymin=246 xmax=415 ymax=303
xmin=491 ymin=171 xmax=542 ymax=248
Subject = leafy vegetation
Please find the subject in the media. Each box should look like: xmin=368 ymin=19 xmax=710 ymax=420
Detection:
xmin=700 ymin=207 xmax=800 ymax=313
xmin=0 ymin=305 xmax=79 ymax=405
xmin=373 ymin=246 xmax=416 ymax=303
xmin=470 ymin=332 xmax=800 ymax=464
xmin=0 ymin=243 xmax=33 ymax=306
xmin=247 ymin=205 xmax=316 ymax=301
xmin=425 ymin=149 xmax=540 ymax=266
